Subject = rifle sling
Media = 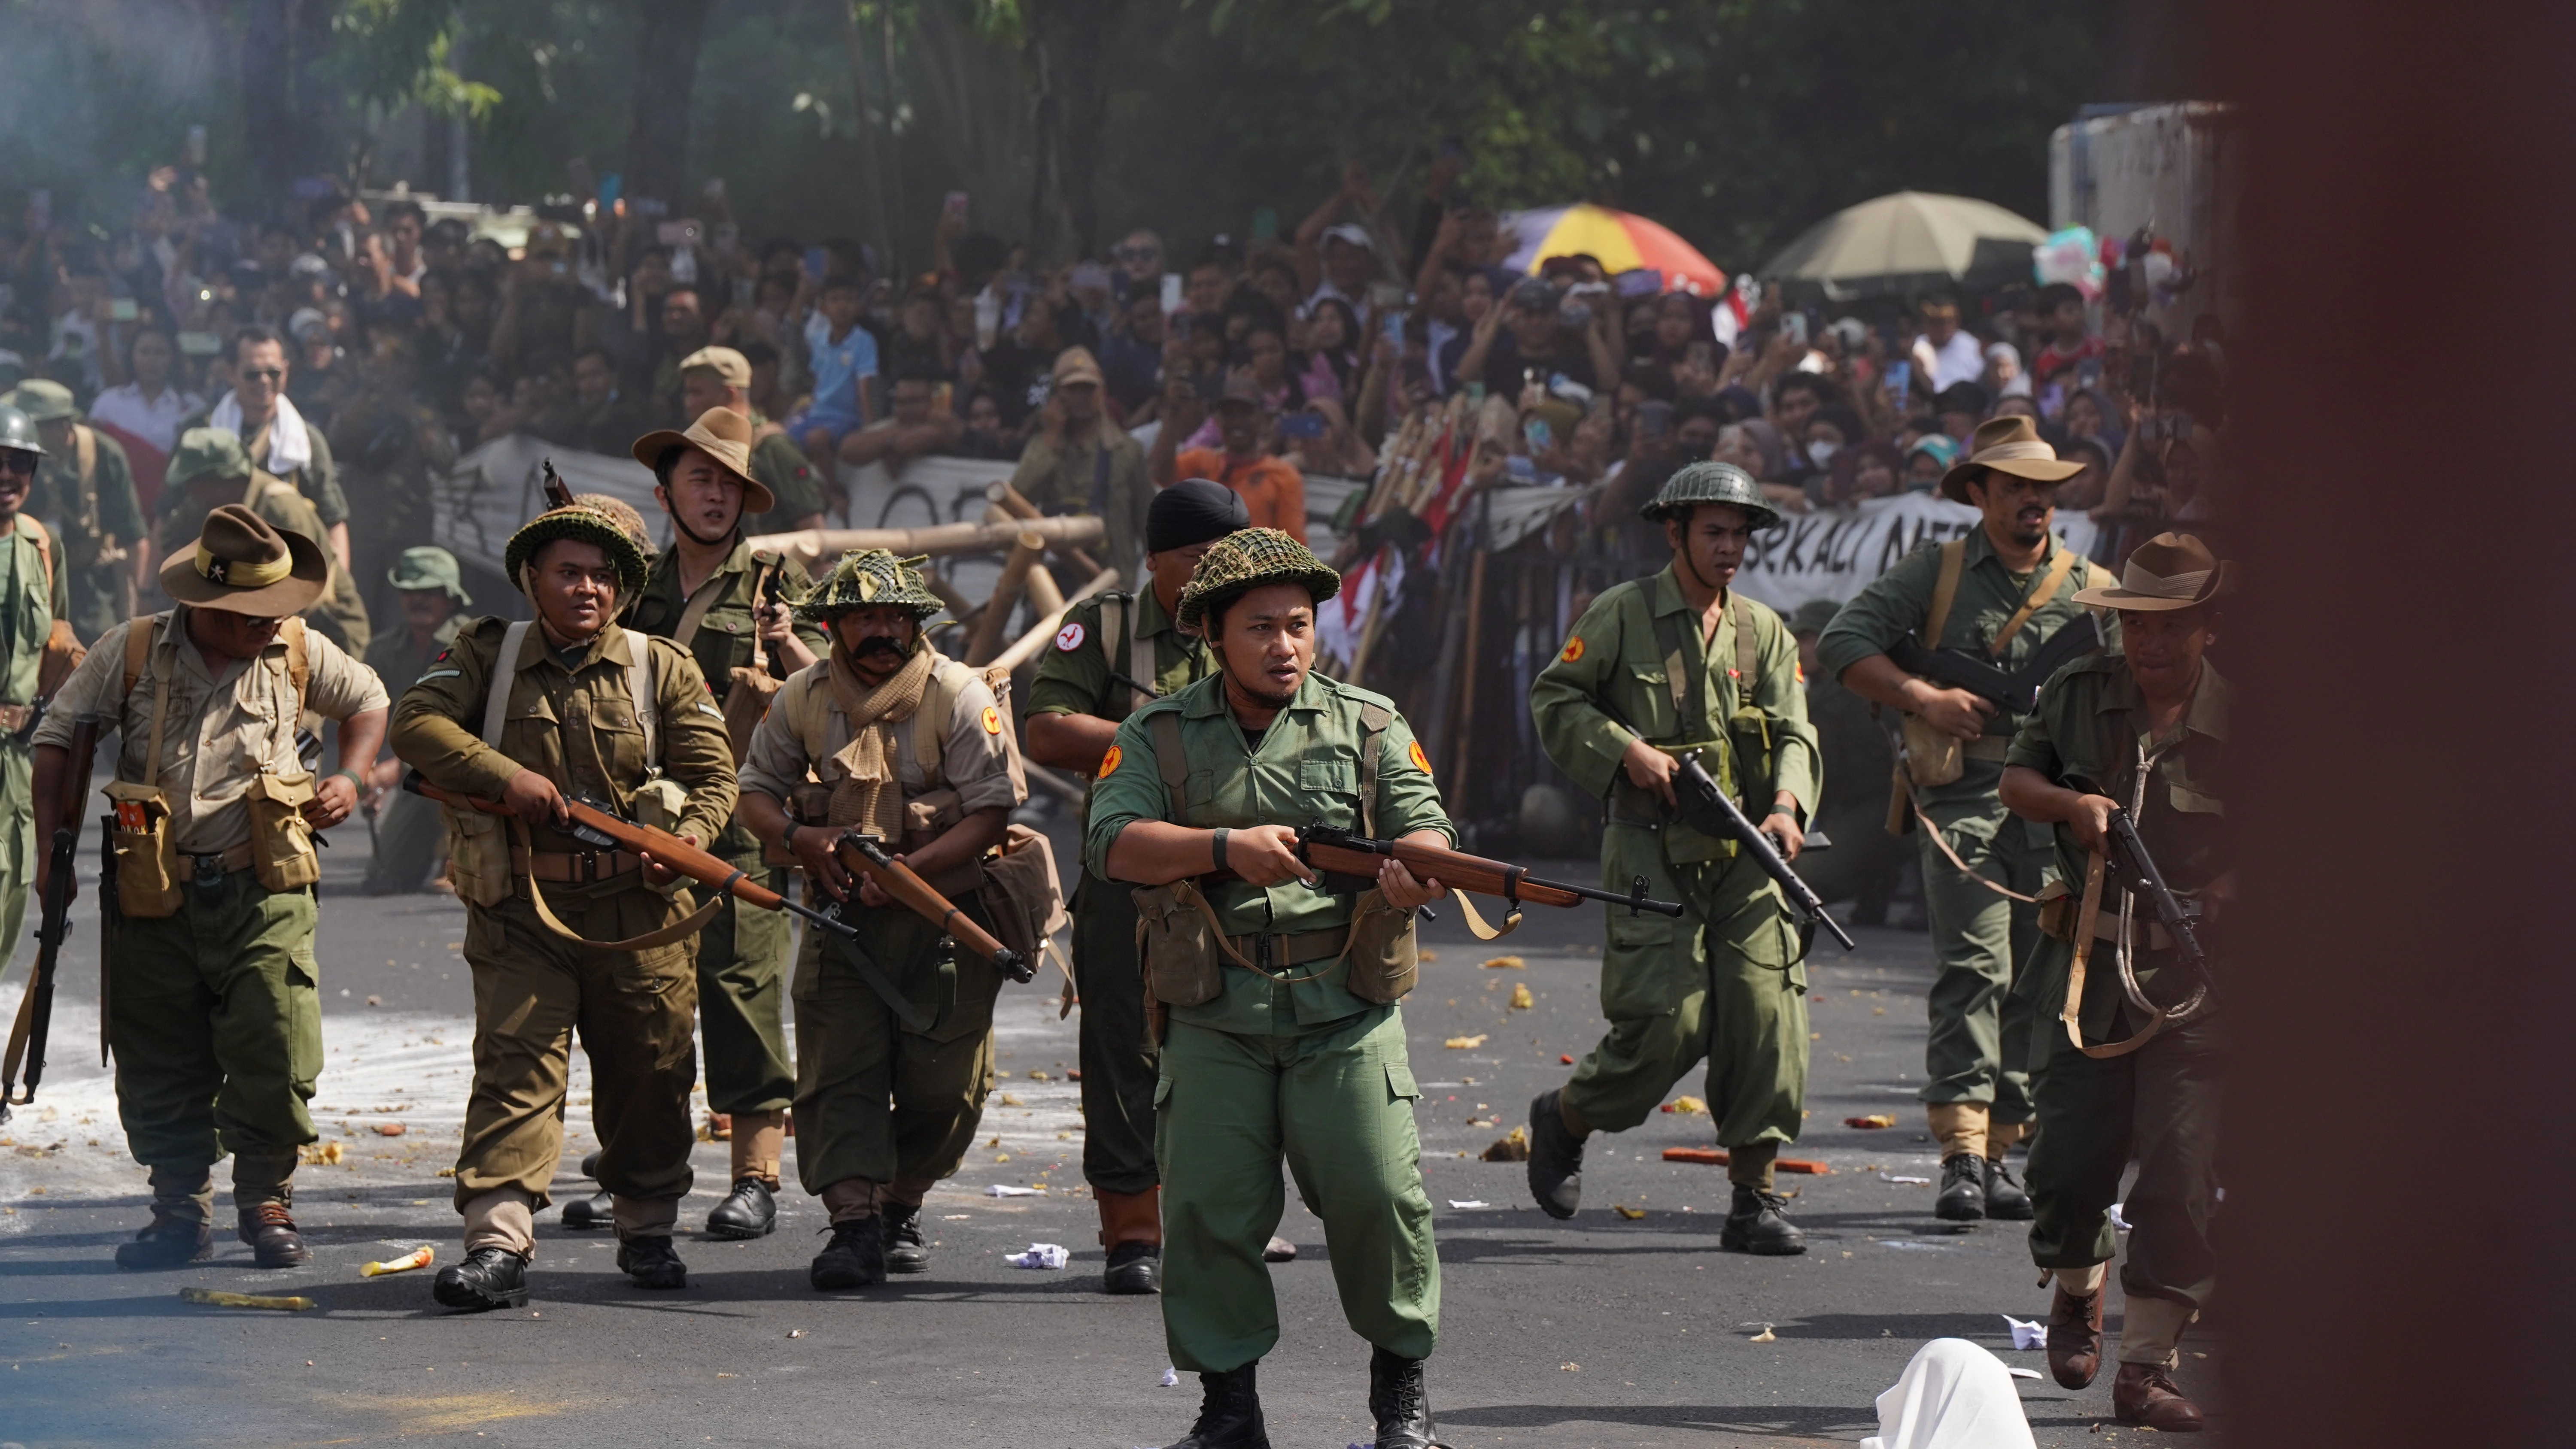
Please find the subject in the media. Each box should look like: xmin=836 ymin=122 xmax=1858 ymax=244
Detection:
xmin=510 ymin=817 xmax=724 ymax=951
xmin=1 ymin=961 xmax=42 ymax=1101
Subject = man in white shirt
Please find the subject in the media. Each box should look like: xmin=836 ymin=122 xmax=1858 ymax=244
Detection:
xmin=89 ymin=327 xmax=203 ymax=461
xmin=1911 ymin=294 xmax=1987 ymax=394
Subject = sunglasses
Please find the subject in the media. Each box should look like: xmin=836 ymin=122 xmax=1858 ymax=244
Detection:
xmin=240 ymin=368 xmax=285 ymax=381
xmin=0 ymin=453 xmax=36 ymax=476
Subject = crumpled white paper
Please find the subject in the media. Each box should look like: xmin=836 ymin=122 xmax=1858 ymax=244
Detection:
xmin=1006 ymin=1242 xmax=1070 ymax=1269
xmin=987 ymin=1184 xmax=1044 ymax=1197
xmin=2108 ymin=1201 xmax=2131 ymax=1231
xmin=1447 ymin=1200 xmax=1489 ymax=1209
xmin=2005 ymin=1367 xmax=2041 ymax=1380
xmin=1158 ymin=1366 xmax=1180 ymax=1387
xmin=2002 ymin=1314 xmax=2047 ymax=1350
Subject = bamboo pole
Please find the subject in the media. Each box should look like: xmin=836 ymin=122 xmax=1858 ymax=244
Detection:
xmin=966 ymin=530 xmax=1046 ymax=664
xmin=987 ymin=568 xmax=1120 ymax=673
xmin=1024 ymin=559 xmax=1068 ymax=623
xmin=747 ymin=515 xmax=1106 ymax=568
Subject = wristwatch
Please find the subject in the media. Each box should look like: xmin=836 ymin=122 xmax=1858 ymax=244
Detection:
xmin=334 ymin=767 xmax=366 ymax=791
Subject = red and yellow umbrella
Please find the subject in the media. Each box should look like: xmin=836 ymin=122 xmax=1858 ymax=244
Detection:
xmin=1498 ymin=203 xmax=1726 ymax=296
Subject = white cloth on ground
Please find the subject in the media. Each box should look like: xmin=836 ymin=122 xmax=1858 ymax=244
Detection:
xmin=1856 ymin=1338 xmax=2037 ymax=1449
xmin=208 ymin=388 xmax=313 ymax=476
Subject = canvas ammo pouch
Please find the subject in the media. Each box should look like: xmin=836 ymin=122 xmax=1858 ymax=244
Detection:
xmin=245 ymin=770 xmax=321 ymax=890
xmin=1901 ymin=712 xmax=1967 ymax=788
xmin=1131 ymin=879 xmax=1226 ymax=1008
xmin=1339 ymin=886 xmax=1420 ymax=1004
xmin=980 ymin=824 xmax=1066 ymax=976
xmin=103 ymin=779 xmax=182 ymax=918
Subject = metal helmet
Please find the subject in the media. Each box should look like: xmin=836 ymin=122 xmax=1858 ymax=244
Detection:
xmin=1640 ymin=460 xmax=1778 ymax=531
xmin=0 ymin=404 xmax=46 ymax=459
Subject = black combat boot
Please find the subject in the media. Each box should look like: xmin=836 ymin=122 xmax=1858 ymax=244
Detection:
xmin=1160 ymin=1363 xmax=1269 ymax=1449
xmin=1982 ymin=1157 xmax=2034 ymax=1220
xmin=1367 ymin=1345 xmax=1442 ymax=1449
xmin=616 ymin=1235 xmax=688 ymax=1289
xmin=1934 ymin=1153 xmax=1987 ymax=1222
xmin=705 ymin=1178 xmax=777 ymax=1240
xmin=433 ymin=1247 xmax=529 ymax=1310
xmin=1719 ymin=1183 xmax=1808 ymax=1255
xmin=562 ymin=1152 xmax=611 ymax=1229
xmin=881 ymin=1201 xmax=931 ymax=1273
xmin=1525 ymin=1089 xmax=1585 ymax=1220
xmin=236 ymin=1201 xmax=310 ymax=1267
xmin=114 ymin=1211 xmax=212 ymax=1270
xmin=810 ymin=1217 xmax=887 ymax=1291
xmin=1105 ymin=1240 xmax=1162 ymax=1294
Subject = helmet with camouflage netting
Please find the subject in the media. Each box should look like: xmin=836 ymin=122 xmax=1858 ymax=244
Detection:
xmin=795 ymin=548 xmax=945 ymax=624
xmin=1174 ymin=527 xmax=1342 ymax=632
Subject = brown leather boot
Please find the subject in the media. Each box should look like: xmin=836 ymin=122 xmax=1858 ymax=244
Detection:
xmin=1098 ymin=1185 xmax=1163 ymax=1295
xmin=237 ymin=1202 xmax=310 ymax=1268
xmin=2045 ymin=1282 xmax=2105 ymax=1388
xmin=2112 ymin=1361 xmax=2205 ymax=1431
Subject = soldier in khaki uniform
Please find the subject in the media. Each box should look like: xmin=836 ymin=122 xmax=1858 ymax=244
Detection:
xmin=1523 ymin=462 xmax=1822 ymax=1256
xmin=0 ymin=404 xmax=76 ymax=974
xmin=1086 ymin=529 xmax=1452 ymax=1449
xmin=676 ymin=347 xmax=833 ymax=532
xmin=361 ymin=547 xmax=470 ymax=896
xmin=622 ymin=406 xmax=825 ymax=1240
xmin=6 ymin=379 xmax=148 ymax=644
xmin=734 ymin=550 xmax=1025 ymax=1293
xmin=1817 ymin=415 xmax=2116 ymax=1223
xmin=391 ymin=504 xmax=738 ymax=1310
xmin=158 ymin=427 xmax=371 ymax=661
xmin=32 ymin=506 xmax=388 ymax=1270
xmin=1023 ymin=478 xmax=1242 ymax=1294
xmin=1009 ymin=348 xmax=1154 ymax=578
xmin=2000 ymin=534 xmax=2230 ymax=1434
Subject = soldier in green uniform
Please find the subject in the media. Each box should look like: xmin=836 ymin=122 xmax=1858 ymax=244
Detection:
xmin=0 ymin=404 xmax=74 ymax=973
xmin=33 ymin=506 xmax=388 ymax=1270
xmin=1023 ymin=478 xmax=1244 ymax=1294
xmin=1999 ymin=534 xmax=2230 ymax=1434
xmin=1522 ymin=462 xmax=1822 ymax=1255
xmin=733 ymin=550 xmax=1026 ymax=1292
xmin=1817 ymin=416 xmax=2115 ymax=1223
xmin=621 ymin=406 xmax=826 ymax=1239
xmin=361 ymin=547 xmax=471 ymax=895
xmin=5 ymin=379 xmax=147 ymax=644
xmin=158 ymin=428 xmax=371 ymax=660
xmin=391 ymin=503 xmax=738 ymax=1310
xmin=1087 ymin=528 xmax=1452 ymax=1449
xmin=677 ymin=347 xmax=832 ymax=533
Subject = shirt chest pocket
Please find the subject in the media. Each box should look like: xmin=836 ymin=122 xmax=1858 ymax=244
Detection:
xmin=697 ymin=609 xmax=758 ymax=671
xmin=586 ymin=692 xmax=650 ymax=778
xmin=501 ymin=691 xmax=564 ymax=769
xmin=1297 ymin=757 xmax=1359 ymax=829
xmin=1625 ymin=667 xmax=1675 ymax=739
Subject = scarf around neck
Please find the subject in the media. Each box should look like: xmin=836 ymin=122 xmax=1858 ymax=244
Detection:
xmin=825 ymin=643 xmax=936 ymax=837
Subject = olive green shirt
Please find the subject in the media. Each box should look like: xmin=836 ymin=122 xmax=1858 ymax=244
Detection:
xmin=1814 ymin=527 xmax=2116 ymax=814
xmin=1530 ymin=566 xmax=1819 ymax=858
xmin=31 ymin=425 xmax=147 ymax=564
xmin=1009 ymin=429 xmax=1153 ymax=579
xmin=1025 ymin=585 xmax=1211 ymax=824
xmin=0 ymin=515 xmax=72 ymax=706
xmin=749 ymin=431 xmax=829 ymax=530
xmin=364 ymin=612 xmax=466 ymax=694
xmin=173 ymin=408 xmax=350 ymax=528
xmin=2005 ymin=653 xmax=2228 ymax=1038
xmin=387 ymin=617 xmax=738 ymax=855
xmin=1083 ymin=670 xmax=1452 ymax=1036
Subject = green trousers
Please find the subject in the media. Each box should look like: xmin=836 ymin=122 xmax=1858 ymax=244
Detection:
xmin=108 ymin=870 xmax=321 ymax=1173
xmin=1562 ymin=825 xmax=1808 ymax=1176
xmin=694 ymin=850 xmax=795 ymax=1117
xmin=360 ymin=787 xmax=445 ymax=895
xmin=1072 ymin=867 xmax=1159 ymax=1196
xmin=0 ymin=738 xmax=32 ymax=983
xmin=1915 ymin=796 xmax=2051 ymax=1124
xmin=69 ymin=559 xmax=128 ymax=647
xmin=1154 ymin=1007 xmax=1438 ymax=1374
xmin=2026 ymin=1012 xmax=2222 ymax=1313
xmin=790 ymin=890 xmax=1000 ymax=1198
xmin=453 ymin=883 xmax=699 ymax=1211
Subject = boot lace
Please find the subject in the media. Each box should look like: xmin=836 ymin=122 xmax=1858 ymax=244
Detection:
xmin=248 ymin=1202 xmax=297 ymax=1230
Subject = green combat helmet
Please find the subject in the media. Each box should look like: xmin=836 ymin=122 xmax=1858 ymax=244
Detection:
xmin=1174 ymin=527 xmax=1343 ymax=632
xmin=167 ymin=427 xmax=255 ymax=488
xmin=387 ymin=545 xmax=472 ymax=606
xmin=3 ymin=379 xmax=77 ymax=424
xmin=0 ymin=404 xmax=46 ymax=458
xmin=1640 ymin=460 xmax=1779 ymax=531
xmin=503 ymin=504 xmax=653 ymax=597
xmin=796 ymin=549 xmax=945 ymax=624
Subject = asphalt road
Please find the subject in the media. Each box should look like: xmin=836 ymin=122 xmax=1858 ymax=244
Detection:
xmin=0 ymin=815 xmax=2224 ymax=1448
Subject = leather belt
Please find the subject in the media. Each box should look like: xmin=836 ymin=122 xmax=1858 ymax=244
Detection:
xmin=177 ymin=842 xmax=257 ymax=884
xmin=1225 ymin=927 xmax=1350 ymax=972
xmin=0 ymin=703 xmax=31 ymax=732
xmin=520 ymin=848 xmax=644 ymax=884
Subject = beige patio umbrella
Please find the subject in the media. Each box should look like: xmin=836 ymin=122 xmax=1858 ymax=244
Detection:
xmin=1760 ymin=190 xmax=2049 ymax=300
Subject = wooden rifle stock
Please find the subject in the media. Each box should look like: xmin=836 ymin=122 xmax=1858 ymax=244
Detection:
xmin=829 ymin=832 xmax=1033 ymax=982
xmin=1295 ymin=825 xmax=1685 ymax=918
xmin=3 ymin=714 xmax=101 ymax=1115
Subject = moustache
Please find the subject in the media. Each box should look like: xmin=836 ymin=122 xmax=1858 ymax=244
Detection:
xmin=850 ymin=634 xmax=909 ymax=660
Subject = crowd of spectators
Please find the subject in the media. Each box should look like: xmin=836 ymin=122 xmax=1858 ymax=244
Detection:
xmin=0 ymin=150 xmax=2229 ymax=640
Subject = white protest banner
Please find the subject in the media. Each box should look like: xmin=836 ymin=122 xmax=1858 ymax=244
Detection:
xmin=1731 ymin=492 xmax=2102 ymax=617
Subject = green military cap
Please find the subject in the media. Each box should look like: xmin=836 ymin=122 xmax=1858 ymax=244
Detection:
xmin=6 ymin=379 xmax=77 ymax=424
xmin=1790 ymin=598 xmax=1839 ymax=636
xmin=0 ymin=404 xmax=44 ymax=458
xmin=503 ymin=504 xmax=652 ymax=597
xmin=168 ymin=426 xmax=255 ymax=486
xmin=1640 ymin=459 xmax=1779 ymax=531
xmin=796 ymin=549 xmax=943 ymax=623
xmin=387 ymin=545 xmax=472 ymax=606
xmin=1174 ymin=527 xmax=1342 ymax=632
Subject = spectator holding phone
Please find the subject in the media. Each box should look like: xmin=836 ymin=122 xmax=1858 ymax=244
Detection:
xmin=1152 ymin=373 xmax=1307 ymax=542
xmin=1459 ymin=279 xmax=1620 ymax=406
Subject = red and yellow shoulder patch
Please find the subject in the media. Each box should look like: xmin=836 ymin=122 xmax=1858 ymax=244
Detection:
xmin=1560 ymin=635 xmax=1586 ymax=664
xmin=1408 ymin=738 xmax=1434 ymax=775
xmin=981 ymin=705 xmax=1003 ymax=735
xmin=1098 ymin=744 xmax=1123 ymax=778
